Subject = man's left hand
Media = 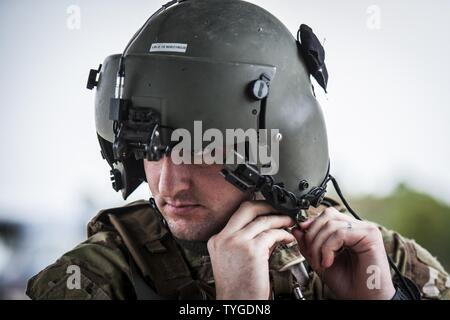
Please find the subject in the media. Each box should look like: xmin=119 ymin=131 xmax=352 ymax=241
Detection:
xmin=292 ymin=207 xmax=396 ymax=299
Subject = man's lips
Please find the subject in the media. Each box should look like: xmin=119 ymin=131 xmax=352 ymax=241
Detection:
xmin=164 ymin=202 xmax=202 ymax=215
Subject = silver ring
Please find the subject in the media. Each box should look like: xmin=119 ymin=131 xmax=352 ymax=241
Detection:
xmin=346 ymin=221 xmax=352 ymax=230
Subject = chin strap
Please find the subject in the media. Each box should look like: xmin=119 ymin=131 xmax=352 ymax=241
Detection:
xmin=220 ymin=163 xmax=330 ymax=220
xmin=328 ymin=174 xmax=421 ymax=300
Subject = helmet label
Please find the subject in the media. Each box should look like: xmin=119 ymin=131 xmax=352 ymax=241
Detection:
xmin=150 ymin=43 xmax=188 ymax=53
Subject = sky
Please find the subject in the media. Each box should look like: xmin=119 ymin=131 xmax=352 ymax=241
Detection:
xmin=0 ymin=0 xmax=449 ymax=221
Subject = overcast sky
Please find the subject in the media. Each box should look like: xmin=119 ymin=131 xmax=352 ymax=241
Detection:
xmin=1 ymin=0 xmax=449 ymax=221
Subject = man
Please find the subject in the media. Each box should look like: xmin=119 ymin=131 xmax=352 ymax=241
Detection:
xmin=27 ymin=0 xmax=449 ymax=300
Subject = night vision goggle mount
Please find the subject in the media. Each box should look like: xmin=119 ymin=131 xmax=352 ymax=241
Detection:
xmin=109 ymin=98 xmax=173 ymax=162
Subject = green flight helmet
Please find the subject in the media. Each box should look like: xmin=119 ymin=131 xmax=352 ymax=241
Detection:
xmin=87 ymin=0 xmax=331 ymax=217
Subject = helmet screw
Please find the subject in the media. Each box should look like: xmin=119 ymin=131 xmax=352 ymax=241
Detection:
xmin=275 ymin=132 xmax=283 ymax=142
xmin=250 ymin=79 xmax=269 ymax=100
xmin=299 ymin=180 xmax=309 ymax=191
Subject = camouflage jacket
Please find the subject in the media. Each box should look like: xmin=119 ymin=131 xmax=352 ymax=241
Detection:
xmin=26 ymin=198 xmax=450 ymax=300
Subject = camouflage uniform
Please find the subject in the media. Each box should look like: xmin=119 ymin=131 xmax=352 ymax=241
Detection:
xmin=26 ymin=198 xmax=450 ymax=300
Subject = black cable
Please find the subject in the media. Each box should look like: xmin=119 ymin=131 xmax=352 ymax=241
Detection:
xmin=328 ymin=174 xmax=418 ymax=300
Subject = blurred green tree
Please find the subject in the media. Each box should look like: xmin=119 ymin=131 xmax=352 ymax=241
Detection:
xmin=349 ymin=183 xmax=450 ymax=271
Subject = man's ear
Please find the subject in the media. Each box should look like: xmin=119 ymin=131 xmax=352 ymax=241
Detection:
xmin=142 ymin=159 xmax=148 ymax=182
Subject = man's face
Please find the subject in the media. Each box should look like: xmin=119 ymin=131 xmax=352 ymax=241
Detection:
xmin=143 ymin=156 xmax=250 ymax=241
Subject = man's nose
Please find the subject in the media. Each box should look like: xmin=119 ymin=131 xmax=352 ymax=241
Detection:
xmin=158 ymin=155 xmax=191 ymax=198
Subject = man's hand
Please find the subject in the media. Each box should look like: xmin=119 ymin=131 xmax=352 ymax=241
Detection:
xmin=292 ymin=207 xmax=396 ymax=299
xmin=207 ymin=200 xmax=295 ymax=300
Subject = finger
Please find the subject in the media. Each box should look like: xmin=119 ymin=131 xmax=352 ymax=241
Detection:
xmin=298 ymin=218 xmax=314 ymax=229
xmin=254 ymin=229 xmax=296 ymax=254
xmin=237 ymin=214 xmax=295 ymax=240
xmin=320 ymin=225 xmax=369 ymax=269
xmin=307 ymin=220 xmax=351 ymax=270
xmin=291 ymin=227 xmax=306 ymax=246
xmin=293 ymin=228 xmax=322 ymax=277
xmin=292 ymin=227 xmax=308 ymax=256
xmin=223 ymin=201 xmax=278 ymax=234
xmin=303 ymin=208 xmax=349 ymax=247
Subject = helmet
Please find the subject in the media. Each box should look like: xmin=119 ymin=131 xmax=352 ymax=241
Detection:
xmin=87 ymin=0 xmax=330 ymax=217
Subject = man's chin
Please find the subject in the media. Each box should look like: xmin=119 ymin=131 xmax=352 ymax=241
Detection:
xmin=165 ymin=219 xmax=225 ymax=242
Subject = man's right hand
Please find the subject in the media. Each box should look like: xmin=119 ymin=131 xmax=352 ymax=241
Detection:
xmin=207 ymin=200 xmax=296 ymax=300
